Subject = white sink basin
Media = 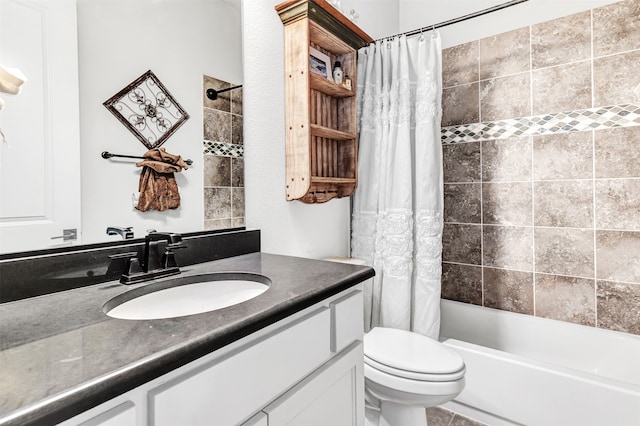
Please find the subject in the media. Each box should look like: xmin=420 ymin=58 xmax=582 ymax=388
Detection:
xmin=103 ymin=272 xmax=270 ymax=320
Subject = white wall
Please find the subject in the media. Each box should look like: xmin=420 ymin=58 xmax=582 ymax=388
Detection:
xmin=77 ymin=0 xmax=242 ymax=243
xmin=341 ymin=0 xmax=400 ymax=40
xmin=242 ymin=0 xmax=351 ymax=258
xmin=398 ymin=0 xmax=622 ymax=48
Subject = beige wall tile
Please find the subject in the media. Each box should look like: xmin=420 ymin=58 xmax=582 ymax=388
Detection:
xmin=442 ymin=262 xmax=483 ymax=305
xmin=532 ymin=61 xmax=592 ymax=115
xmin=439 ymin=0 xmax=640 ymax=336
xmin=597 ymin=230 xmax=640 ymax=283
xmin=593 ymin=0 xmax=640 ymax=57
xmin=443 ymin=41 xmax=479 ymax=88
xmin=231 ymin=88 xmax=243 ymax=115
xmin=231 ymin=157 xmax=244 ymax=187
xmin=232 ymin=187 xmax=245 ymax=218
xmin=594 ymin=50 xmax=640 ymax=106
xmin=443 ymin=142 xmax=481 ymax=183
xmin=442 ymin=83 xmax=480 ymax=126
xmin=535 ymin=227 xmax=594 ymax=278
xmin=203 ymin=75 xmax=232 ymax=112
xmin=480 ymin=73 xmax=531 ymax=121
xmin=204 ymin=218 xmax=233 ymax=230
xmin=204 ymin=108 xmax=232 ymax=143
xmin=596 ymin=179 xmax=640 ymax=230
xmin=531 ymin=11 xmax=591 ymax=69
xmin=204 ymin=187 xmax=231 ymax=220
xmin=443 ymin=224 xmax=482 ymax=265
xmin=204 ymin=155 xmax=231 ymax=187
xmin=232 ymin=114 xmax=243 ymax=145
xmin=479 ymin=27 xmax=530 ymax=80
xmin=482 ymin=182 xmax=532 ymax=226
xmin=483 ymin=268 xmax=534 ymax=314
xmin=482 ymin=137 xmax=532 ymax=182
xmin=533 ymin=132 xmax=593 ymax=180
xmin=594 ymin=126 xmax=640 ymax=178
xmin=444 ymin=183 xmax=482 ymax=224
xmin=597 ymin=281 xmax=640 ymax=335
xmin=535 ymin=274 xmax=595 ymax=326
xmin=534 ymin=180 xmax=593 ymax=228
xmin=483 ymin=225 xmax=533 ymax=271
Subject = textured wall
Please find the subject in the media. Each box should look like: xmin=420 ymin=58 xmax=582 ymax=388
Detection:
xmin=440 ymin=0 xmax=640 ymax=335
xmin=242 ymin=0 xmax=351 ymax=258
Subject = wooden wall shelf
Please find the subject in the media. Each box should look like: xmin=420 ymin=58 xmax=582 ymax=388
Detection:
xmin=276 ymin=0 xmax=373 ymax=203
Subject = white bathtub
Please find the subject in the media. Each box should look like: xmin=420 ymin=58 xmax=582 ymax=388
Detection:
xmin=439 ymin=300 xmax=640 ymax=426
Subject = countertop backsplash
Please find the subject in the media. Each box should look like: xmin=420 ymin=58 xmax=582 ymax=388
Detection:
xmin=0 ymin=228 xmax=259 ymax=303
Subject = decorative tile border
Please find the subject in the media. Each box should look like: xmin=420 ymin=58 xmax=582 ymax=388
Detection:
xmin=441 ymin=103 xmax=640 ymax=144
xmin=203 ymin=140 xmax=244 ymax=157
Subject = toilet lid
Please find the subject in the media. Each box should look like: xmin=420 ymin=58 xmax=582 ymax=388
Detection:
xmin=364 ymin=327 xmax=465 ymax=376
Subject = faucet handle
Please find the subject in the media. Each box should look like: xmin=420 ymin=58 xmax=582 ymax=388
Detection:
xmin=162 ymin=243 xmax=187 ymax=269
xmin=107 ymin=251 xmax=140 ymax=281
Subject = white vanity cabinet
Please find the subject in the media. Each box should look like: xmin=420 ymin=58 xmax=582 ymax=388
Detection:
xmin=60 ymin=287 xmax=364 ymax=426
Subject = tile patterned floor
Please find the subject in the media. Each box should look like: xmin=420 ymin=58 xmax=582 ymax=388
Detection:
xmin=427 ymin=406 xmax=488 ymax=426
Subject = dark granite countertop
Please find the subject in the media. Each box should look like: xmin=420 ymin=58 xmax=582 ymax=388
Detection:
xmin=0 ymin=252 xmax=374 ymax=426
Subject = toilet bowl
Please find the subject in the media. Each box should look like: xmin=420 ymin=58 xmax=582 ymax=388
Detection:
xmin=364 ymin=327 xmax=466 ymax=426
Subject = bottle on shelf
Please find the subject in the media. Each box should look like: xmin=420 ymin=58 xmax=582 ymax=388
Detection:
xmin=332 ymin=61 xmax=344 ymax=85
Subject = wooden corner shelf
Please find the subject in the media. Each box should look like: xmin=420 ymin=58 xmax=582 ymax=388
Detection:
xmin=276 ymin=0 xmax=373 ymax=203
xmin=310 ymin=73 xmax=354 ymax=98
xmin=310 ymin=124 xmax=355 ymax=140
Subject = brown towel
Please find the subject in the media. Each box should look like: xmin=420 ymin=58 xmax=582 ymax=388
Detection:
xmin=135 ymin=148 xmax=189 ymax=212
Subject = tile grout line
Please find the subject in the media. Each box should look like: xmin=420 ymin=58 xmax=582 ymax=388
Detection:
xmin=479 ymin=136 xmax=485 ymax=308
xmin=590 ymin=9 xmax=599 ymax=330
xmin=529 ymin=20 xmax=536 ymax=316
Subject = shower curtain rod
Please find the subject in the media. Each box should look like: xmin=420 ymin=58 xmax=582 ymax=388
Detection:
xmin=375 ymin=0 xmax=529 ymax=42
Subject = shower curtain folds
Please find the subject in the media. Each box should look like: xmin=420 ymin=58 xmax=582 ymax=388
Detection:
xmin=352 ymin=34 xmax=443 ymax=339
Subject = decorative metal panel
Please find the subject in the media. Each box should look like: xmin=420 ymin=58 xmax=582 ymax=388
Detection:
xmin=103 ymin=70 xmax=189 ymax=149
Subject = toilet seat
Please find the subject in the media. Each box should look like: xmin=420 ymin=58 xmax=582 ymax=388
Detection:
xmin=364 ymin=327 xmax=465 ymax=382
xmin=364 ymin=355 xmax=465 ymax=382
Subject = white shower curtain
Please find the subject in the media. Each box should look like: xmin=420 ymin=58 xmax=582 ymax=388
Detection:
xmin=351 ymin=33 xmax=443 ymax=339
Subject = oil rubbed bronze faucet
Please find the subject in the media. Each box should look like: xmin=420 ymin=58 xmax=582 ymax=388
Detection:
xmin=115 ymin=231 xmax=187 ymax=284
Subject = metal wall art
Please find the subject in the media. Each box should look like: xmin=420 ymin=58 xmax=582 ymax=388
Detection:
xmin=103 ymin=70 xmax=189 ymax=149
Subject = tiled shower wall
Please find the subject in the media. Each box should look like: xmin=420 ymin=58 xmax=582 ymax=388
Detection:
xmin=203 ymin=75 xmax=245 ymax=230
xmin=440 ymin=0 xmax=640 ymax=335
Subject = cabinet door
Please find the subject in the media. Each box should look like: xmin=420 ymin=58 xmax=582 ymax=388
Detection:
xmin=264 ymin=341 xmax=364 ymax=426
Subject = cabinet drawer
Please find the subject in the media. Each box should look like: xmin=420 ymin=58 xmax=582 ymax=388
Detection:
xmin=330 ymin=290 xmax=363 ymax=352
xmin=149 ymin=307 xmax=331 ymax=426
xmin=59 ymin=401 xmax=137 ymax=426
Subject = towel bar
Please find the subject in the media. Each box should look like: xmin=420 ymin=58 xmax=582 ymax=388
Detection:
xmin=101 ymin=151 xmax=193 ymax=166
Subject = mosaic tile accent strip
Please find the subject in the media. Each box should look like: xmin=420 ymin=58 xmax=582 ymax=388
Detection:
xmin=442 ymin=103 xmax=640 ymax=144
xmin=203 ymin=140 xmax=244 ymax=157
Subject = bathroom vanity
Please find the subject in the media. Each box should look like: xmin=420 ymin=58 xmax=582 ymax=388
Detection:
xmin=0 ymin=230 xmax=374 ymax=425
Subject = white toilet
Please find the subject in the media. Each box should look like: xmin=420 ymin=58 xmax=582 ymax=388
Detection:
xmin=364 ymin=327 xmax=466 ymax=426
